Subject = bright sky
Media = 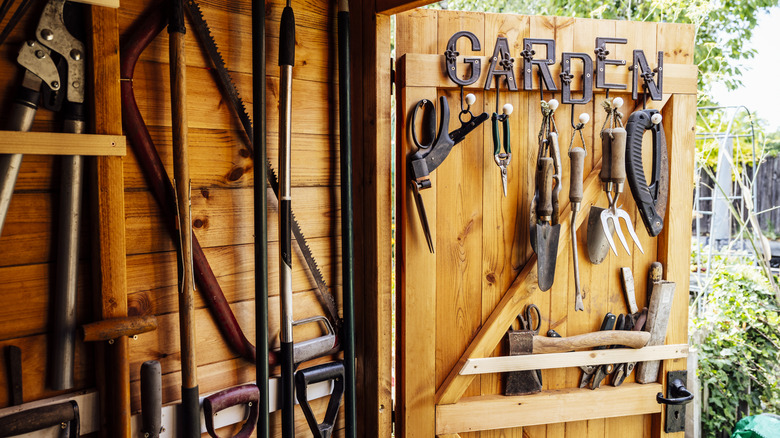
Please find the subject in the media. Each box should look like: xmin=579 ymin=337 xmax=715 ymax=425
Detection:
xmin=711 ymin=7 xmax=780 ymax=132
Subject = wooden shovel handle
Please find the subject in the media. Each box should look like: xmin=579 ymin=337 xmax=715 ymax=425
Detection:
xmin=533 ymin=330 xmax=650 ymax=354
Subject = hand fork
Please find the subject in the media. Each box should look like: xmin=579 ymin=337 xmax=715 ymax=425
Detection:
xmin=599 ymin=127 xmax=644 ymax=256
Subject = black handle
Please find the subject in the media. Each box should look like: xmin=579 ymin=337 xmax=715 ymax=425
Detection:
xmin=625 ymin=109 xmax=667 ymax=236
xmin=295 ymin=362 xmax=346 ymax=438
xmin=141 ymin=360 xmax=162 ymax=438
xmin=279 ymin=5 xmax=295 ymax=66
xmin=656 ymin=378 xmax=694 ymax=405
xmin=0 ymin=400 xmax=79 ymax=437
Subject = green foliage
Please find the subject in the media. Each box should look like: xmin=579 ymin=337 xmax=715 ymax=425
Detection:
xmin=692 ymin=264 xmax=780 ymax=436
xmin=429 ymin=0 xmax=780 ymax=103
xmin=765 ymin=130 xmax=780 ymax=157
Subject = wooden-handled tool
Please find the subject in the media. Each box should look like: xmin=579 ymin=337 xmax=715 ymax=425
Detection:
xmin=569 ymin=112 xmax=589 ymax=311
xmin=168 ymin=0 xmax=199 ymax=433
xmin=532 ymin=330 xmax=649 ymax=353
xmin=637 ymin=281 xmax=677 ymax=383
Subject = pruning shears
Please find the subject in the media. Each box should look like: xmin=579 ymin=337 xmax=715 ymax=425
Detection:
xmin=492 ymin=103 xmax=512 ymax=197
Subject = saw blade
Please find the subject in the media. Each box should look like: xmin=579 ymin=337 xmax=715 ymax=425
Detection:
xmin=185 ymin=0 xmax=340 ymax=329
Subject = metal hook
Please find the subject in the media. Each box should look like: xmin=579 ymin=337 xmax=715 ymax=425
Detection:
xmin=570 ymin=104 xmax=577 ymax=130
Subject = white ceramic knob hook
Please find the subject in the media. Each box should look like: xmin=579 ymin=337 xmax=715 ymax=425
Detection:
xmin=503 ymin=103 xmax=514 ymax=115
xmin=465 ymin=93 xmax=476 ymax=106
xmin=579 ymin=113 xmax=590 ymax=125
xmin=612 ymin=97 xmax=624 ymax=109
xmin=548 ymin=99 xmax=559 ymax=112
xmin=651 ymin=113 xmax=663 ymax=125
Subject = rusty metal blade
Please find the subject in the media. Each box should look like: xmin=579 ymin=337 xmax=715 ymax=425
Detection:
xmin=587 ymin=206 xmax=611 ymax=264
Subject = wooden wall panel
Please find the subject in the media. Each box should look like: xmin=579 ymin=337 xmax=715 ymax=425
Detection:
xmin=396 ymin=9 xmax=696 ymax=437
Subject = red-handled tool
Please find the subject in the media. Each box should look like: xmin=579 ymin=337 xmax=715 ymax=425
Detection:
xmin=203 ymin=384 xmax=260 ymax=438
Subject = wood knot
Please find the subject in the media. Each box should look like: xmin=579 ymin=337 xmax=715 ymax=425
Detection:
xmin=228 ymin=167 xmax=245 ymax=181
xmin=486 ymin=273 xmax=496 ymax=284
xmin=193 ymin=218 xmax=207 ymax=229
xmin=201 ymin=189 xmax=210 ymax=199
xmin=239 ymin=148 xmax=251 ymax=158
xmin=128 ymin=292 xmax=153 ymax=316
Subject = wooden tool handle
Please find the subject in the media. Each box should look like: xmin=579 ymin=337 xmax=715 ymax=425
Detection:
xmin=647 ymin=261 xmax=663 ymax=303
xmin=537 ymin=157 xmax=554 ymax=218
xmin=599 ymin=130 xmax=612 ymax=183
xmin=82 ymin=315 xmax=157 ymax=342
xmin=569 ymin=147 xmax=586 ymax=203
xmin=610 ymin=127 xmax=627 ymax=184
xmin=533 ymin=331 xmax=650 ymax=354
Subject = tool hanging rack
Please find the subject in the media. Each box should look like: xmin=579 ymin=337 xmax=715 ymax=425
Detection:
xmin=397 ymin=10 xmax=696 ymax=437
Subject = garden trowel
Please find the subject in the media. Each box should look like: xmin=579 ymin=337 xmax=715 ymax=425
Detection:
xmin=530 ymin=144 xmax=561 ymax=292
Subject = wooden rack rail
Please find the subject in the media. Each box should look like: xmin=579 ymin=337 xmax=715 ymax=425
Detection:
xmin=0 ymin=131 xmax=126 ymax=156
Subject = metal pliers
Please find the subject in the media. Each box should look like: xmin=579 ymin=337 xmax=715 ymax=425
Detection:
xmin=578 ymin=312 xmax=616 ymax=388
xmin=492 ymin=102 xmax=512 ymax=197
xmin=408 ymin=95 xmax=488 ymax=252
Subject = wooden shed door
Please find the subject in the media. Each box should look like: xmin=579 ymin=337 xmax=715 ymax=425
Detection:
xmin=394 ymin=9 xmax=697 ymax=438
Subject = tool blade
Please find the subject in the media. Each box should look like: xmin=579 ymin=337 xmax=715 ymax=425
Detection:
xmin=617 ymin=209 xmax=645 ymax=254
xmin=599 ymin=211 xmax=619 ymax=256
xmin=501 ymin=171 xmax=508 ymax=197
xmin=535 ymin=223 xmax=560 ymax=291
xmin=613 ymin=221 xmax=632 ymax=256
xmin=412 ymin=183 xmax=434 ymax=253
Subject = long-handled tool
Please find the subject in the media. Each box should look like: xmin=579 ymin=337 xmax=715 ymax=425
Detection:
xmin=530 ymin=99 xmax=562 ymax=291
xmin=168 ymin=0 xmax=199 ymax=434
xmin=0 ymin=0 xmax=86 ymax=391
xmin=568 ymin=112 xmax=589 ymax=310
xmin=203 ymin=384 xmax=260 ymax=438
xmin=141 ymin=360 xmax=162 ymax=438
xmin=409 ymin=96 xmax=488 ymax=253
xmin=5 ymin=346 xmax=22 ymax=406
xmin=0 ymin=400 xmax=79 ymax=437
xmin=278 ymin=1 xmax=296 ymax=435
xmin=251 ymin=0 xmax=269 ymax=433
xmin=337 ymin=0 xmax=356 ymax=435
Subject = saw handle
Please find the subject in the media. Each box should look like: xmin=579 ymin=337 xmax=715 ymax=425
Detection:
xmin=610 ymin=127 xmax=627 ymax=186
xmin=569 ymin=147 xmax=586 ymax=203
xmin=536 ymin=157 xmax=554 ymax=219
xmin=203 ymin=384 xmax=260 ymax=438
xmin=625 ymin=109 xmax=668 ymax=236
xmin=533 ymin=330 xmax=650 ymax=354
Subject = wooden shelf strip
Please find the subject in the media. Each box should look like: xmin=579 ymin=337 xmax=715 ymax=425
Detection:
xmin=0 ymin=131 xmax=126 ymax=156
xmin=436 ymin=383 xmax=663 ymax=435
xmin=459 ymin=344 xmax=688 ymax=375
xmin=398 ymin=53 xmax=698 ymax=95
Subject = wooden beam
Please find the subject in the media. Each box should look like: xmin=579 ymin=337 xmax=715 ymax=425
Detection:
xmin=398 ymin=53 xmax=698 ymax=95
xmin=0 ymin=131 xmax=126 ymax=156
xmin=436 ymin=383 xmax=663 ymax=434
xmin=376 ymin=0 xmax=435 ymax=15
xmin=460 ymin=344 xmax=689 ymax=375
xmin=88 ymin=5 xmax=130 ymax=437
xmin=435 ymin=161 xmax=604 ymax=405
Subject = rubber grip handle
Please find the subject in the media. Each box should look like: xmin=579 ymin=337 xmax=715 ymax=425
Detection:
xmin=203 ymin=384 xmax=260 ymax=438
xmin=0 ymin=401 xmax=79 ymax=436
xmin=279 ymin=6 xmax=295 ymax=66
xmin=141 ymin=361 xmax=162 ymax=438
xmin=532 ymin=331 xmax=650 ymax=353
xmin=536 ymin=157 xmax=554 ymax=218
xmin=503 ymin=117 xmax=511 ymax=154
xmin=296 ymin=361 xmax=346 ymax=385
xmin=625 ymin=109 xmax=666 ymax=236
xmin=569 ymin=147 xmax=586 ymax=203
xmin=295 ymin=361 xmax=346 ymax=438
xmin=610 ymin=127 xmax=627 ymax=184
xmin=599 ymin=130 xmax=612 ymax=183
xmin=492 ymin=114 xmax=501 ymax=155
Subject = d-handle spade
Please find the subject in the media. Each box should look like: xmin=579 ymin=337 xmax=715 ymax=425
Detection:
xmin=569 ymin=142 xmax=586 ymax=311
xmin=203 ymin=384 xmax=260 ymax=438
xmin=296 ymin=361 xmax=346 ymax=438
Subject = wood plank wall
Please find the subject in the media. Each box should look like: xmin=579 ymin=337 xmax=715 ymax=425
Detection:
xmin=0 ymin=0 xmax=392 ymax=435
xmin=396 ymin=9 xmax=695 ymax=437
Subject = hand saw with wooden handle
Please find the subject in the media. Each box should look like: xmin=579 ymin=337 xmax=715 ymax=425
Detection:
xmin=185 ymin=0 xmax=340 ymax=332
